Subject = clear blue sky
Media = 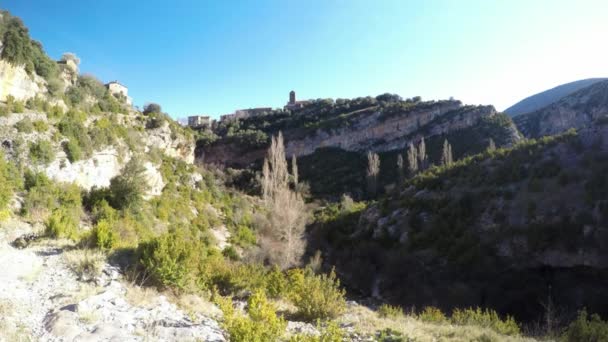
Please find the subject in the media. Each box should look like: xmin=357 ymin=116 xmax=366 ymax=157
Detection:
xmin=3 ymin=0 xmax=608 ymax=119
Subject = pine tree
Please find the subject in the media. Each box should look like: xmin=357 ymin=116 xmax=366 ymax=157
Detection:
xmin=407 ymin=142 xmax=418 ymax=175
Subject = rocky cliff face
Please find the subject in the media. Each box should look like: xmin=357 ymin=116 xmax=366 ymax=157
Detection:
xmin=144 ymin=120 xmax=195 ymax=164
xmin=0 ymin=111 xmax=194 ymax=198
xmin=514 ymin=80 xmax=608 ymax=138
xmin=0 ymin=60 xmax=46 ymax=102
xmin=201 ymin=101 xmax=520 ymax=167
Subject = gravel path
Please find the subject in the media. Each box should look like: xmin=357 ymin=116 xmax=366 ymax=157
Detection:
xmin=0 ymin=219 xmax=226 ymax=342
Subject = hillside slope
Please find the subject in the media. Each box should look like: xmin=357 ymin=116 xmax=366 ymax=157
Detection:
xmin=514 ymin=80 xmax=608 ymax=138
xmin=505 ymin=78 xmax=608 ymax=117
xmin=312 ymin=125 xmax=608 ymax=323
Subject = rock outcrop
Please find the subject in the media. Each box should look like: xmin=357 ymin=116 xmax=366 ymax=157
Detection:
xmin=201 ymin=101 xmax=519 ymax=167
xmin=0 ymin=60 xmax=46 ymax=102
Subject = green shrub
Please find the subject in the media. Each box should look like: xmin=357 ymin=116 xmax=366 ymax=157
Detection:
xmin=15 ymin=118 xmax=33 ymax=133
xmin=138 ymin=227 xmax=210 ymax=290
xmin=29 ymin=140 xmax=55 ymax=165
xmin=451 ymin=307 xmax=520 ymax=336
xmin=232 ymin=225 xmax=256 ymax=246
xmin=92 ymin=219 xmax=116 ymax=250
xmin=288 ymin=268 xmax=346 ymax=321
xmin=222 ymin=245 xmax=239 ymax=261
xmin=562 ymin=309 xmax=608 ymax=342
xmin=378 ymin=304 xmax=404 ymax=319
xmin=0 ymin=105 xmax=8 ymax=116
xmin=265 ymin=266 xmax=288 ymax=298
xmin=0 ymin=209 xmax=10 ymax=221
xmin=0 ymin=152 xmax=20 ymax=210
xmin=45 ymin=208 xmax=79 ymax=239
xmin=22 ymin=171 xmax=82 ymax=221
xmin=376 ymin=328 xmax=406 ymax=342
xmin=13 ymin=100 xmax=24 ymax=113
xmin=63 ymin=139 xmax=83 ymax=162
xmin=108 ymin=158 xmax=148 ymax=210
xmin=418 ymin=306 xmax=447 ymax=323
xmin=32 ymin=120 xmax=48 ymax=132
xmin=218 ymin=290 xmax=286 ymax=342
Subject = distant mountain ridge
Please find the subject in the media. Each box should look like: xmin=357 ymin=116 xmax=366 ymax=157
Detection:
xmin=514 ymin=79 xmax=608 ymax=138
xmin=505 ymin=78 xmax=608 ymax=117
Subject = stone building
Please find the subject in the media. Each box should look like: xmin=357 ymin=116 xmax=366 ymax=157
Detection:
xmin=188 ymin=115 xmax=211 ymax=128
xmin=284 ymin=90 xmax=310 ymax=110
xmin=105 ymin=81 xmax=133 ymax=106
xmin=220 ymin=107 xmax=272 ymax=122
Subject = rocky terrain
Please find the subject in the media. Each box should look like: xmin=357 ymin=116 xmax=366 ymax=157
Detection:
xmin=0 ymin=219 xmax=226 ymax=341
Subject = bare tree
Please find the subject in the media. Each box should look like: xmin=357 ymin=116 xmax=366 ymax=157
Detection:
xmin=266 ymin=187 xmax=307 ymax=268
xmin=262 ymin=158 xmax=270 ymax=201
xmin=417 ymin=138 xmax=428 ymax=170
xmin=366 ymin=151 xmax=380 ymax=196
xmin=441 ymin=139 xmax=453 ymax=166
xmin=488 ymin=138 xmax=496 ymax=152
xmin=262 ymin=132 xmax=289 ymax=199
xmin=407 ymin=142 xmax=418 ymax=175
xmin=291 ymin=154 xmax=299 ymax=188
xmin=258 ymin=131 xmax=307 ymax=269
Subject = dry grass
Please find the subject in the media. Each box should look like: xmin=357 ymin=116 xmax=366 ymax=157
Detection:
xmin=123 ymin=281 xmax=160 ymax=309
xmin=167 ymin=292 xmax=222 ymax=319
xmin=63 ymin=249 xmax=105 ymax=280
xmin=338 ymin=303 xmax=540 ymax=342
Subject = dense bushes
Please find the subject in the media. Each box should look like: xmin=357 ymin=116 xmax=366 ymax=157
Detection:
xmin=45 ymin=208 xmax=79 ymax=239
xmin=218 ymin=290 xmax=286 ymax=342
xmin=562 ymin=309 xmax=608 ymax=342
xmin=108 ymin=158 xmax=148 ymax=210
xmin=288 ymin=268 xmax=346 ymax=321
xmin=15 ymin=118 xmax=34 ymax=133
xmin=28 ymin=140 xmax=55 ymax=165
xmin=377 ymin=304 xmax=404 ymax=319
xmin=23 ymin=171 xmax=82 ymax=221
xmin=0 ymin=151 xmax=20 ymax=210
xmin=451 ymin=307 xmax=520 ymax=335
xmin=138 ymin=227 xmax=214 ymax=289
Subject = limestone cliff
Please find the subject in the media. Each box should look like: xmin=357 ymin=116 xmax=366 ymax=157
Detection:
xmin=200 ymin=100 xmax=521 ymax=168
xmin=0 ymin=60 xmax=45 ymax=102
